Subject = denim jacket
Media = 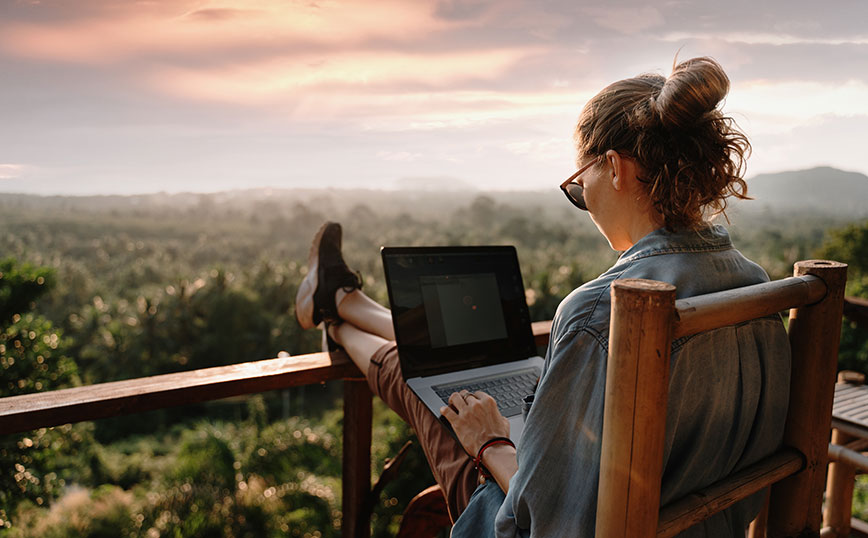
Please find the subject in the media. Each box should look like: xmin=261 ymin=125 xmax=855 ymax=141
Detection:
xmin=452 ymin=225 xmax=791 ymax=538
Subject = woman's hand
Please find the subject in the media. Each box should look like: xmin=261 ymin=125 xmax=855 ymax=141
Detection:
xmin=441 ymin=390 xmax=517 ymax=493
xmin=440 ymin=390 xmax=510 ymax=457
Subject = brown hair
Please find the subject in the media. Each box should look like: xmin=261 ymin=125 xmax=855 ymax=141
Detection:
xmin=574 ymin=57 xmax=751 ymax=230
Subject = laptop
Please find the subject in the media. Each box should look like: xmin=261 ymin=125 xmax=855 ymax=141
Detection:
xmin=381 ymin=245 xmax=544 ymax=443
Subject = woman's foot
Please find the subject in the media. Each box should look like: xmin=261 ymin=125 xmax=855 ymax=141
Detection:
xmin=321 ymin=321 xmax=341 ymax=352
xmin=295 ymin=221 xmax=362 ymax=330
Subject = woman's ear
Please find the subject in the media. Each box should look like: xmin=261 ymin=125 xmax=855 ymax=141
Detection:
xmin=605 ymin=150 xmax=625 ymax=191
xmin=605 ymin=150 xmax=640 ymax=192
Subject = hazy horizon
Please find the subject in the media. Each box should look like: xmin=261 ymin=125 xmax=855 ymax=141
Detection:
xmin=0 ymin=164 xmax=864 ymax=199
xmin=2 ymin=1 xmax=868 ymax=196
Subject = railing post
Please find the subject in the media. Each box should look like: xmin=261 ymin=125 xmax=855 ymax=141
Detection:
xmin=767 ymin=260 xmax=848 ymax=538
xmin=823 ymin=428 xmax=856 ymax=537
xmin=595 ymin=279 xmax=676 ymax=538
xmin=342 ymin=378 xmax=372 ymax=538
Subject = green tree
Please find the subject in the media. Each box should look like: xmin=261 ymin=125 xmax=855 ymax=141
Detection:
xmin=0 ymin=259 xmax=54 ymax=326
xmin=0 ymin=259 xmax=94 ymax=532
xmin=818 ymin=220 xmax=868 ymax=372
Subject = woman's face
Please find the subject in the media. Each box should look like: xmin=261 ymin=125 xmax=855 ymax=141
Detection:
xmin=574 ymin=155 xmax=622 ymax=247
xmin=575 ymin=150 xmax=656 ymax=251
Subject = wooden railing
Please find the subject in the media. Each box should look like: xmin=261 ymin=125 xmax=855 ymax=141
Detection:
xmin=0 ymin=320 xmax=552 ymax=538
xmin=845 ymin=296 xmax=868 ymax=330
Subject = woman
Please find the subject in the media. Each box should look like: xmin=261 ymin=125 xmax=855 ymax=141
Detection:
xmin=295 ymin=57 xmax=790 ymax=537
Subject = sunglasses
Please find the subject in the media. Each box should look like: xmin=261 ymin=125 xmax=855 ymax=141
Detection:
xmin=560 ymin=156 xmax=602 ymax=211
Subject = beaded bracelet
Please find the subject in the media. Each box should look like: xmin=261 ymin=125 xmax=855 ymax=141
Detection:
xmin=474 ymin=436 xmax=515 ymax=478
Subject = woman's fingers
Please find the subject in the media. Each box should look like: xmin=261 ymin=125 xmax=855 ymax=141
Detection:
xmin=441 ymin=390 xmax=511 ymax=455
xmin=473 ymin=391 xmax=495 ymax=406
xmin=448 ymin=390 xmax=498 ymax=412
xmin=448 ymin=390 xmax=469 ymax=411
xmin=440 ymin=404 xmax=457 ymax=421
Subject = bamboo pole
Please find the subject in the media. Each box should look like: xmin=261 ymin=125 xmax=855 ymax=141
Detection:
xmin=657 ymin=448 xmax=803 ymax=538
xmin=342 ymin=379 xmax=373 ymax=538
xmin=827 ymin=441 xmax=868 ymax=471
xmin=767 ymin=260 xmax=848 ymax=538
xmin=595 ymin=279 xmax=676 ymax=538
xmin=824 ymin=429 xmax=857 ymax=537
xmin=674 ymin=275 xmax=826 ymax=339
xmin=830 ymin=419 xmax=868 ymax=442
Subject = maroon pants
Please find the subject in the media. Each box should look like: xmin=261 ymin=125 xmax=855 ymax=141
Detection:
xmin=366 ymin=342 xmax=480 ymax=521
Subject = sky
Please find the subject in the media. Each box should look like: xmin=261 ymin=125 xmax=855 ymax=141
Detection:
xmin=1 ymin=0 xmax=867 ymax=195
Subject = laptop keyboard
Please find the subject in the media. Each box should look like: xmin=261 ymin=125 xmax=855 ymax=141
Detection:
xmin=433 ymin=368 xmax=539 ymax=417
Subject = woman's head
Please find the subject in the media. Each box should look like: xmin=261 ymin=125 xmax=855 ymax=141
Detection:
xmin=574 ymin=57 xmax=750 ymax=231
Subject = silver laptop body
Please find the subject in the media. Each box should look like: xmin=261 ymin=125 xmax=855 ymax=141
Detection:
xmin=381 ymin=246 xmax=544 ymax=443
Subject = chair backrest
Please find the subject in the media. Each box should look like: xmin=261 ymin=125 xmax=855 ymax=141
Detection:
xmin=594 ymin=260 xmax=848 ymax=538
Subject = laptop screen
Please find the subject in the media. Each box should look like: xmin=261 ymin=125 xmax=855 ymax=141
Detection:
xmin=381 ymin=246 xmax=536 ymax=378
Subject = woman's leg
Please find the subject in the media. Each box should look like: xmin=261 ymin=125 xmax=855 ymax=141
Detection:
xmin=336 ymin=288 xmax=395 ymax=341
xmin=355 ymin=341 xmax=480 ymax=521
xmin=326 ymin=289 xmax=395 ymax=376
xmin=295 ymin=222 xmax=478 ymax=518
xmin=328 ymin=292 xmax=479 ymax=520
xmin=329 ymin=321 xmax=388 ymax=376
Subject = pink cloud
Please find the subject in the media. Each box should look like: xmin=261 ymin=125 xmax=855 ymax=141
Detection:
xmin=0 ymin=164 xmax=26 ymax=179
xmin=0 ymin=0 xmax=451 ymax=65
xmin=150 ymin=47 xmax=544 ymax=105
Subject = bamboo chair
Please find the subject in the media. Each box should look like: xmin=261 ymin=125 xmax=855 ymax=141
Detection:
xmin=595 ymin=260 xmax=848 ymax=538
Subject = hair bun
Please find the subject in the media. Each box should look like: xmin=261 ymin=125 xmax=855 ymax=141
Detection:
xmin=652 ymin=57 xmax=729 ymax=130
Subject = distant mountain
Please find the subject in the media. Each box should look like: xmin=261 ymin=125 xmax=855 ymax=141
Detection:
xmin=744 ymin=166 xmax=868 ymax=215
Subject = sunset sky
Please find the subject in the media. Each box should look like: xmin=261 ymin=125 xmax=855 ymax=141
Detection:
xmin=1 ymin=0 xmax=867 ymax=195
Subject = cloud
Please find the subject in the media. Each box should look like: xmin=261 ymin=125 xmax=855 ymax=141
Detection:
xmin=377 ymin=151 xmax=422 ymax=162
xmin=0 ymin=164 xmax=25 ymax=179
xmin=150 ymin=47 xmax=544 ymax=105
xmin=0 ymin=0 xmax=449 ymax=65
xmin=505 ymin=138 xmax=571 ymax=162
xmin=2 ymin=0 xmax=868 ymax=194
xmin=662 ymin=31 xmax=868 ymax=46
xmin=353 ymin=89 xmax=592 ymax=132
xmin=182 ymin=8 xmax=257 ymax=22
xmin=434 ymin=0 xmax=493 ymax=21
xmin=728 ymin=80 xmax=868 ymax=125
xmin=583 ymin=6 xmax=664 ymax=35
xmin=745 ymin=113 xmax=868 ymax=178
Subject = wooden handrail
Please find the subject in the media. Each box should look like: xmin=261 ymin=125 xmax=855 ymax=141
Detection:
xmin=0 ymin=320 xmax=553 ymax=436
xmin=0 ymin=351 xmax=360 ymax=435
xmin=844 ymin=296 xmax=868 ymax=330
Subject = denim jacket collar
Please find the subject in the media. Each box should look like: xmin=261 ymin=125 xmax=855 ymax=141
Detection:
xmin=615 ymin=224 xmax=733 ymax=267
